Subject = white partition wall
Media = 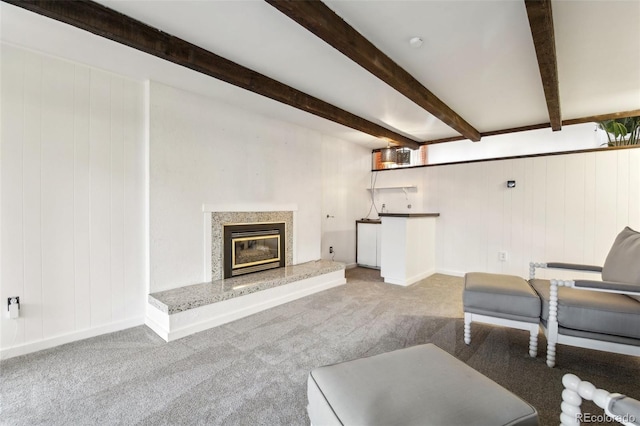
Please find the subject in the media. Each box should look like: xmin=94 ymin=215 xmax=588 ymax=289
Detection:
xmin=380 ymin=216 xmax=436 ymax=286
xmin=0 ymin=45 xmax=147 ymax=359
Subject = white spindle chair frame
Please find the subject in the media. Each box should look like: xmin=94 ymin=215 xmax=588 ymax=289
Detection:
xmin=530 ymin=263 xmax=640 ymax=368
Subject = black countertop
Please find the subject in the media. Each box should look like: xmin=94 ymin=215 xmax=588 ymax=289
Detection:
xmin=378 ymin=213 xmax=440 ymax=218
xmin=356 ymin=219 xmax=381 ymax=224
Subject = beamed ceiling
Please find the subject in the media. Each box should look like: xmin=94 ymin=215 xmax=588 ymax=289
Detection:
xmin=1 ymin=0 xmax=639 ymax=150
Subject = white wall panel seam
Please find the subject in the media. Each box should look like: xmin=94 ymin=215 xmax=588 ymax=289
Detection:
xmin=38 ymin=57 xmax=44 ymax=341
xmin=88 ymin=69 xmax=93 ymax=327
xmin=21 ymin=49 xmax=27 ymax=344
xmin=72 ymin=64 xmax=77 ymax=329
xmin=110 ymin=77 xmax=114 ymax=320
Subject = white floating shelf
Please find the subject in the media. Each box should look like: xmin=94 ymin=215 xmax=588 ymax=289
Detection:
xmin=366 ymin=185 xmax=418 ymax=191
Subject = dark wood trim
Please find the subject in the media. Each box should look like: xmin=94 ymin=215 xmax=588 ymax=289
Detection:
xmin=525 ymin=0 xmax=561 ymax=131
xmin=562 ymin=109 xmax=640 ymax=126
xmin=482 ymin=122 xmax=552 ymax=138
xmin=422 ymin=123 xmax=552 ymax=145
xmin=265 ymin=0 xmax=481 ymax=142
xmin=421 ymin=135 xmax=467 ymax=145
xmin=6 ymin=0 xmax=421 ymax=149
xmin=372 ymin=144 xmax=640 ymax=172
xmin=420 ymin=110 xmax=640 ymax=145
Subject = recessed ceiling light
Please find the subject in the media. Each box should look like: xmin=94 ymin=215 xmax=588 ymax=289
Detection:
xmin=409 ymin=37 xmax=423 ymax=48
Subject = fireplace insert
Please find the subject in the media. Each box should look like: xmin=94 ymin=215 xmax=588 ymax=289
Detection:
xmin=223 ymin=222 xmax=286 ymax=278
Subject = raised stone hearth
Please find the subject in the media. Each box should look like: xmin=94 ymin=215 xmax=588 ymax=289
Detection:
xmin=146 ymin=260 xmax=346 ymax=341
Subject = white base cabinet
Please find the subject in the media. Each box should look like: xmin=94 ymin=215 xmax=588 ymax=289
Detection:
xmin=356 ymin=221 xmax=381 ymax=269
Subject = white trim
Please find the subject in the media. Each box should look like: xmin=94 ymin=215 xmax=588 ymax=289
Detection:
xmin=467 ymin=312 xmax=540 ymax=332
xmin=0 ymin=317 xmax=145 ymax=360
xmin=146 ymin=270 xmax=345 ymax=342
xmin=384 ymin=269 xmax=435 ymax=286
xmin=203 ymin=212 xmax=212 ymax=281
xmin=143 ymin=81 xmax=151 ymax=315
xmin=145 ymin=307 xmax=170 ymax=342
xmin=292 ymin=211 xmax=298 ymax=265
xmin=435 ymin=268 xmax=465 ymax=277
xmin=202 ymin=203 xmax=298 ymax=213
xmin=541 ymin=324 xmax=640 ymax=358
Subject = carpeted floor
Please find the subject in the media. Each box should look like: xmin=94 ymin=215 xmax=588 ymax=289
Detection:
xmin=1 ymin=268 xmax=638 ymax=425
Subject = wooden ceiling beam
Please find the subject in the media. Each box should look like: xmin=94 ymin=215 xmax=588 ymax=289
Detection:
xmin=525 ymin=0 xmax=562 ymax=131
xmin=5 ymin=0 xmax=421 ymax=149
xmin=266 ymin=0 xmax=481 ymax=142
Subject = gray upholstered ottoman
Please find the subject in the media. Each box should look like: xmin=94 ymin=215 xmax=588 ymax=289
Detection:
xmin=463 ymin=272 xmax=541 ymax=357
xmin=307 ymin=344 xmax=538 ymax=425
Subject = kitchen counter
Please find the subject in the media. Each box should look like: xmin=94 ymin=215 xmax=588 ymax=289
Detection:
xmin=378 ymin=213 xmax=440 ymax=218
xmin=356 ymin=219 xmax=382 ymax=224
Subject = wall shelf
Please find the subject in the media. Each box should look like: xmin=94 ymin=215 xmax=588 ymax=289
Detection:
xmin=366 ymin=185 xmax=418 ymax=192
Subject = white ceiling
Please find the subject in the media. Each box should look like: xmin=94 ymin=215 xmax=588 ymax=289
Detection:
xmin=1 ymin=0 xmax=639 ymax=149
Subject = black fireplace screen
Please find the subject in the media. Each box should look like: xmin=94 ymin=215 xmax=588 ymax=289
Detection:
xmin=223 ymin=223 xmax=286 ymax=278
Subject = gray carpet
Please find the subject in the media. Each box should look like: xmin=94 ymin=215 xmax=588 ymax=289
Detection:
xmin=1 ymin=268 xmax=638 ymax=425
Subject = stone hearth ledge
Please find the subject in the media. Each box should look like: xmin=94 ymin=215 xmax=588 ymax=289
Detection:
xmin=145 ymin=260 xmax=346 ymax=341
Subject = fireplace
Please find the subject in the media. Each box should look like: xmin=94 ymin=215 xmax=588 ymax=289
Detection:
xmin=223 ymin=222 xmax=286 ymax=278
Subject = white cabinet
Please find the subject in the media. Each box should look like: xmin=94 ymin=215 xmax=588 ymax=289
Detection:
xmin=379 ymin=214 xmax=439 ymax=286
xmin=356 ymin=221 xmax=381 ymax=269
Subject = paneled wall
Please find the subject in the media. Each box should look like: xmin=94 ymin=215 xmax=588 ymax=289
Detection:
xmin=375 ymin=149 xmax=640 ymax=278
xmin=321 ymin=135 xmax=371 ymax=266
xmin=1 ymin=45 xmax=146 ymax=358
xmin=149 ymin=82 xmax=328 ymax=292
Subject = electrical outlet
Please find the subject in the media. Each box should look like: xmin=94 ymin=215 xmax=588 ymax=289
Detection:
xmin=7 ymin=297 xmax=20 ymax=319
xmin=329 ymin=246 xmax=334 ymax=254
xmin=498 ymin=251 xmax=508 ymax=262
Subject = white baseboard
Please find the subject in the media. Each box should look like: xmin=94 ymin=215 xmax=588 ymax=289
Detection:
xmin=0 ymin=316 xmax=145 ymax=360
xmin=146 ymin=270 xmax=346 ymax=342
xmin=384 ymin=268 xmax=435 ymax=286
xmin=435 ymin=268 xmax=466 ymax=277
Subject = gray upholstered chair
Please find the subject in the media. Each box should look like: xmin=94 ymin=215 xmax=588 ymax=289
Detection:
xmin=529 ymin=226 xmax=640 ymax=367
xmin=560 ymin=373 xmax=640 ymax=426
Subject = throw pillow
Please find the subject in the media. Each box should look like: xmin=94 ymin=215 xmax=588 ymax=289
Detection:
xmin=602 ymin=226 xmax=640 ymax=302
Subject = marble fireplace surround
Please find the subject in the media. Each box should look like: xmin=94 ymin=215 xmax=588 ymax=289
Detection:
xmin=203 ymin=204 xmax=297 ymax=282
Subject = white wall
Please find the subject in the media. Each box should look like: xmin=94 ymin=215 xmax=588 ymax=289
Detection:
xmin=150 ymin=82 xmax=349 ymax=292
xmin=0 ymin=45 xmax=146 ymax=358
xmin=374 ymin=148 xmax=640 ymax=278
xmin=0 ymin=45 xmax=374 ymax=357
xmin=321 ymin=135 xmax=371 ymax=266
xmin=428 ymin=123 xmax=600 ymax=164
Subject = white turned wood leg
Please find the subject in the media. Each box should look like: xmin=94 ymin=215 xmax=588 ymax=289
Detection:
xmin=547 ymin=341 xmax=557 ymax=367
xmin=528 ymin=327 xmax=538 ymax=358
xmin=547 ymin=280 xmax=559 ymax=367
xmin=464 ymin=312 xmax=471 ymax=345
